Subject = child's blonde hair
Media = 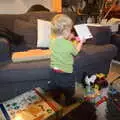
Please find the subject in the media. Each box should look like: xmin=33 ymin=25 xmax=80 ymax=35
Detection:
xmin=51 ymin=14 xmax=73 ymax=38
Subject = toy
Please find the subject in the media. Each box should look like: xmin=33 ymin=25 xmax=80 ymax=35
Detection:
xmin=84 ymin=73 xmax=108 ymax=101
xmin=85 ymin=73 xmax=108 ymax=90
xmin=85 ymin=74 xmax=97 ymax=86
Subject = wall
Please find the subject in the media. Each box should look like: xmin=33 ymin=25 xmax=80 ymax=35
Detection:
xmin=0 ymin=0 xmax=52 ymax=14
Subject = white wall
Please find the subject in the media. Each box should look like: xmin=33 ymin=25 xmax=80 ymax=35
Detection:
xmin=0 ymin=0 xmax=52 ymax=14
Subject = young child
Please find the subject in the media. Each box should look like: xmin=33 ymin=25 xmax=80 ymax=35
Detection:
xmin=49 ymin=14 xmax=85 ymax=106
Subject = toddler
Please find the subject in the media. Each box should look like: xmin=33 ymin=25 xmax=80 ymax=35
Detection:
xmin=49 ymin=14 xmax=85 ymax=106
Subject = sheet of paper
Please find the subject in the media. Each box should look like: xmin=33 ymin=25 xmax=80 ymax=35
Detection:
xmin=74 ymin=24 xmax=93 ymax=40
xmin=37 ymin=19 xmax=51 ymax=48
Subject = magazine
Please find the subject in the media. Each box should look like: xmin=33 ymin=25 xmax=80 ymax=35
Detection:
xmin=74 ymin=24 xmax=93 ymax=40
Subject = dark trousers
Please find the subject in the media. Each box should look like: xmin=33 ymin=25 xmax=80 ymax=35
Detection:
xmin=48 ymin=69 xmax=75 ymax=99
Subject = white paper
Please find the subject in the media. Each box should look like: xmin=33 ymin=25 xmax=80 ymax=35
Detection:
xmin=37 ymin=19 xmax=51 ymax=48
xmin=74 ymin=24 xmax=93 ymax=40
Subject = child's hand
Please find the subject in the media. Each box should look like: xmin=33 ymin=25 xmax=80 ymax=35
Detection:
xmin=79 ymin=36 xmax=86 ymax=43
xmin=67 ymin=33 xmax=75 ymax=41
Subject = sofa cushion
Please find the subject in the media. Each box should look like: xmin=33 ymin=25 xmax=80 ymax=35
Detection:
xmin=0 ymin=27 xmax=24 ymax=45
xmin=0 ymin=38 xmax=11 ymax=62
xmin=0 ymin=60 xmax=50 ymax=83
xmin=75 ymin=44 xmax=117 ymax=67
xmin=14 ymin=19 xmax=37 ymax=48
xmin=87 ymin=25 xmax=112 ymax=45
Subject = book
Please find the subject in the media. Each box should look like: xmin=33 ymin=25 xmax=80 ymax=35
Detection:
xmin=1 ymin=88 xmax=62 ymax=120
xmin=74 ymin=24 xmax=93 ymax=40
xmin=37 ymin=19 xmax=51 ymax=48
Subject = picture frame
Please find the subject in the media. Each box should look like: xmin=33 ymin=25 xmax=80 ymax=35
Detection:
xmin=0 ymin=104 xmax=10 ymax=120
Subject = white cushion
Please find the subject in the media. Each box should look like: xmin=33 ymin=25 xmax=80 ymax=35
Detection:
xmin=37 ymin=19 xmax=51 ymax=48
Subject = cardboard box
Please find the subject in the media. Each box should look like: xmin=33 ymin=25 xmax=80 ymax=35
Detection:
xmin=1 ymin=88 xmax=62 ymax=120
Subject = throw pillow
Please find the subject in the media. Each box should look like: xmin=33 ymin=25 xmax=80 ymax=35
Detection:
xmin=87 ymin=25 xmax=112 ymax=45
xmin=14 ymin=19 xmax=37 ymax=48
xmin=0 ymin=27 xmax=24 ymax=45
xmin=37 ymin=19 xmax=51 ymax=48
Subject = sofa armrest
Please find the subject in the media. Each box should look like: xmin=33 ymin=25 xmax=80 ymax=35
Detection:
xmin=0 ymin=37 xmax=11 ymax=62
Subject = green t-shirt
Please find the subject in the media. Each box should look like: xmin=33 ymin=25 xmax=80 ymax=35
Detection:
xmin=50 ymin=38 xmax=78 ymax=73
